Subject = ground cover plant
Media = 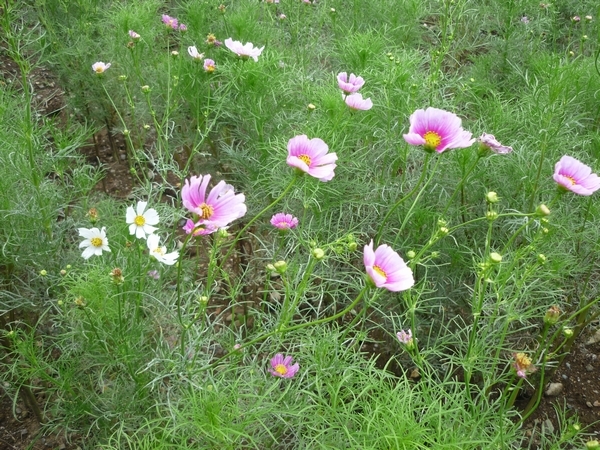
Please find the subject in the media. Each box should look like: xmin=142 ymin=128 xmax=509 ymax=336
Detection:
xmin=1 ymin=0 xmax=600 ymax=448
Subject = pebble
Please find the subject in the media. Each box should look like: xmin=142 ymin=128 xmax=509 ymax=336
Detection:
xmin=546 ymin=383 xmax=563 ymax=396
xmin=594 ymin=401 xmax=600 ymax=407
xmin=586 ymin=364 xmax=594 ymax=371
xmin=586 ymin=329 xmax=600 ymax=345
xmin=587 ymin=401 xmax=594 ymax=408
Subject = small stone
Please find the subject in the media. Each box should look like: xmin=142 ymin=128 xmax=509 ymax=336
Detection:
xmin=543 ymin=419 xmax=554 ymax=434
xmin=587 ymin=401 xmax=594 ymax=408
xmin=594 ymin=401 xmax=600 ymax=407
xmin=586 ymin=364 xmax=594 ymax=372
xmin=586 ymin=329 xmax=600 ymax=345
xmin=545 ymin=383 xmax=563 ymax=396
xmin=20 ymin=428 xmax=28 ymax=437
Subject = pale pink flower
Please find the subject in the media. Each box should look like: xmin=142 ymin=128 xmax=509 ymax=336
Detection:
xmin=128 ymin=30 xmax=140 ymax=40
xmin=188 ymin=46 xmax=204 ymax=60
xmin=396 ymin=329 xmax=414 ymax=349
xmin=553 ymin=155 xmax=600 ymax=196
xmin=147 ymin=270 xmax=160 ymax=280
xmin=364 ymin=240 xmax=414 ymax=292
xmin=286 ymin=135 xmax=337 ymax=182
xmin=269 ymin=354 xmax=299 ymax=378
xmin=78 ymin=227 xmax=111 ymax=259
xmin=181 ymin=175 xmax=247 ymax=234
xmin=403 ymin=107 xmax=475 ymax=153
xmin=279 ymin=13 xmax=287 ymax=20
xmin=477 ymin=133 xmax=513 ymax=154
xmin=179 ymin=23 xmax=187 ymax=31
xmin=92 ymin=62 xmax=111 ymax=74
xmin=337 ymin=72 xmax=365 ymax=94
xmin=270 ymin=213 xmax=299 ymax=230
xmin=224 ymin=38 xmax=264 ymax=62
xmin=161 ymin=14 xmax=179 ymax=29
xmin=344 ymin=92 xmax=373 ymax=111
xmin=203 ymin=59 xmax=216 ymax=72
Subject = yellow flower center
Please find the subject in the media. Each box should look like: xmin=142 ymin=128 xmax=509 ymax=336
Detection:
xmin=423 ymin=131 xmax=442 ymax=149
xmin=274 ymin=364 xmax=288 ymax=375
xmin=373 ymin=265 xmax=387 ymax=280
xmin=298 ymin=154 xmax=312 ymax=166
xmin=199 ymin=203 xmax=214 ymax=220
xmin=206 ymin=65 xmax=215 ymax=73
xmin=153 ymin=247 xmax=165 ymax=256
xmin=95 ymin=67 xmax=104 ymax=73
xmin=90 ymin=237 xmax=103 ymax=247
xmin=134 ymin=215 xmax=146 ymax=226
xmin=565 ymin=176 xmax=576 ymax=185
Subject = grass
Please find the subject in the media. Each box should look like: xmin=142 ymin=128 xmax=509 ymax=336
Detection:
xmin=1 ymin=0 xmax=600 ymax=447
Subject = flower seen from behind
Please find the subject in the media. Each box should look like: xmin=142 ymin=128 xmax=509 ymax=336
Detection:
xmin=337 ymin=72 xmax=365 ymax=94
xmin=147 ymin=234 xmax=179 ymax=265
xmin=477 ymin=133 xmax=513 ymax=155
xmin=403 ymin=107 xmax=475 ymax=153
xmin=553 ymin=155 xmax=600 ymax=196
xmin=269 ymin=354 xmax=299 ymax=378
xmin=224 ymin=38 xmax=264 ymax=61
xmin=364 ymin=240 xmax=414 ymax=292
xmin=270 ymin=213 xmax=299 ymax=230
xmin=126 ymin=201 xmax=159 ymax=239
xmin=188 ymin=46 xmax=204 ymax=60
xmin=344 ymin=92 xmax=373 ymax=111
xmin=203 ymin=59 xmax=216 ymax=72
xmin=92 ymin=62 xmax=111 ymax=74
xmin=78 ymin=227 xmax=111 ymax=259
xmin=287 ymin=135 xmax=337 ymax=182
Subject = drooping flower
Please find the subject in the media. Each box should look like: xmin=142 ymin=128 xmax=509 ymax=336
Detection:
xmin=553 ymin=155 xmax=600 ymax=196
xmin=224 ymin=38 xmax=264 ymax=62
xmin=286 ymin=135 xmax=338 ymax=182
xmin=203 ymin=58 xmax=216 ymax=72
xmin=181 ymin=175 xmax=247 ymax=234
xmin=513 ymin=352 xmax=536 ymax=379
xmin=78 ymin=227 xmax=111 ymax=259
xmin=182 ymin=219 xmax=221 ymax=236
xmin=344 ymin=92 xmax=373 ymax=111
xmin=396 ymin=329 xmax=414 ymax=349
xmin=403 ymin=107 xmax=475 ymax=153
xmin=363 ymin=240 xmax=414 ymax=292
xmin=147 ymin=234 xmax=179 ymax=266
xmin=188 ymin=46 xmax=204 ymax=60
xmin=128 ymin=30 xmax=140 ymax=40
xmin=92 ymin=62 xmax=111 ymax=74
xmin=269 ymin=354 xmax=299 ymax=378
xmin=126 ymin=201 xmax=159 ymax=239
xmin=162 ymin=14 xmax=179 ymax=29
xmin=270 ymin=213 xmax=299 ymax=230
xmin=477 ymin=133 xmax=513 ymax=155
xmin=337 ymin=72 xmax=365 ymax=94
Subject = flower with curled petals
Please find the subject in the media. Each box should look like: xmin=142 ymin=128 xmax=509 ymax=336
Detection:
xmin=188 ymin=46 xmax=204 ymax=61
xmin=477 ymin=133 xmax=513 ymax=155
xmin=224 ymin=38 xmax=264 ymax=62
xmin=269 ymin=354 xmax=299 ymax=378
xmin=344 ymin=92 xmax=373 ymax=111
xmin=147 ymin=234 xmax=179 ymax=266
xmin=364 ymin=240 xmax=414 ymax=292
xmin=286 ymin=135 xmax=337 ymax=182
xmin=403 ymin=107 xmax=475 ymax=153
xmin=337 ymin=72 xmax=364 ymax=94
xmin=553 ymin=155 xmax=600 ymax=196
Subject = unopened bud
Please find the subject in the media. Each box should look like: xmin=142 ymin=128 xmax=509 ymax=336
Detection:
xmin=438 ymin=227 xmax=449 ymax=237
xmin=406 ymin=250 xmax=416 ymax=259
xmin=489 ymin=252 xmax=502 ymax=264
xmin=273 ymin=260 xmax=287 ymax=274
xmin=563 ymin=327 xmax=574 ymax=338
xmin=537 ymin=254 xmax=546 ymax=264
xmin=544 ymin=305 xmax=561 ymax=325
xmin=141 ymin=85 xmax=151 ymax=93
xmin=586 ymin=440 xmax=600 ymax=449
xmin=118 ymin=75 xmax=127 ymax=81
xmin=40 ymin=269 xmax=47 ymax=276
xmin=486 ymin=191 xmax=499 ymax=203
xmin=307 ymin=103 xmax=316 ymax=111
xmin=312 ymin=248 xmax=325 ymax=260
xmin=486 ymin=211 xmax=498 ymax=221
xmin=347 ymin=242 xmax=357 ymax=252
xmin=60 ymin=269 xmax=67 ymax=276
xmin=536 ymin=204 xmax=550 ymax=216
xmin=88 ymin=207 xmax=99 ymax=223
xmin=198 ymin=295 xmax=209 ymax=305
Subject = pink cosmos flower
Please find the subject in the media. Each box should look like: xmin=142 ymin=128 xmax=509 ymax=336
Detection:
xmin=553 ymin=155 xmax=600 ymax=196
xmin=179 ymin=23 xmax=187 ymax=31
xmin=477 ymin=133 xmax=513 ymax=155
xmin=224 ymin=38 xmax=264 ymax=62
xmin=364 ymin=240 xmax=414 ymax=292
xmin=128 ymin=30 xmax=140 ymax=40
xmin=203 ymin=59 xmax=216 ymax=72
xmin=337 ymin=72 xmax=365 ymax=94
xmin=396 ymin=329 xmax=412 ymax=344
xmin=161 ymin=14 xmax=179 ymax=29
xmin=270 ymin=213 xmax=299 ymax=230
xmin=286 ymin=135 xmax=337 ymax=182
xmin=344 ymin=92 xmax=373 ymax=111
xmin=92 ymin=62 xmax=111 ymax=74
xmin=403 ymin=107 xmax=475 ymax=153
xmin=181 ymin=175 xmax=246 ymax=235
xmin=188 ymin=46 xmax=204 ymax=60
xmin=269 ymin=354 xmax=299 ymax=378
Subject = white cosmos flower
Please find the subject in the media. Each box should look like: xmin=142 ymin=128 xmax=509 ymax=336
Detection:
xmin=126 ymin=201 xmax=159 ymax=239
xmin=188 ymin=46 xmax=204 ymax=60
xmin=78 ymin=227 xmax=111 ymax=259
xmin=147 ymin=234 xmax=179 ymax=266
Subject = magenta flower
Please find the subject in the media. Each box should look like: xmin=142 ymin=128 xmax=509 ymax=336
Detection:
xmin=286 ymin=135 xmax=337 ymax=182
xmin=203 ymin=59 xmax=216 ymax=72
xmin=477 ymin=133 xmax=513 ymax=155
xmin=553 ymin=155 xmax=600 ymax=196
xmin=270 ymin=213 xmax=299 ymax=230
xmin=224 ymin=38 xmax=264 ymax=62
xmin=337 ymin=72 xmax=365 ymax=94
xmin=344 ymin=93 xmax=373 ymax=111
xmin=161 ymin=14 xmax=179 ymax=29
xmin=403 ymin=107 xmax=475 ymax=153
xmin=181 ymin=175 xmax=247 ymax=235
xmin=364 ymin=240 xmax=414 ymax=292
xmin=269 ymin=354 xmax=299 ymax=378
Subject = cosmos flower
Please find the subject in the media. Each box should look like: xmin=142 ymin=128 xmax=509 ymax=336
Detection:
xmin=126 ymin=201 xmax=159 ymax=239
xmin=270 ymin=213 xmax=299 ymax=230
xmin=269 ymin=354 xmax=299 ymax=378
xmin=403 ymin=107 xmax=475 ymax=153
xmin=161 ymin=14 xmax=179 ymax=29
xmin=147 ymin=234 xmax=179 ymax=265
xmin=396 ymin=329 xmax=414 ymax=349
xmin=337 ymin=72 xmax=365 ymax=94
xmin=363 ymin=240 xmax=414 ymax=292
xmin=203 ymin=58 xmax=216 ymax=72
xmin=286 ymin=135 xmax=337 ymax=182
xmin=553 ymin=155 xmax=600 ymax=196
xmin=477 ymin=133 xmax=513 ymax=155
xmin=78 ymin=227 xmax=111 ymax=259
xmin=188 ymin=46 xmax=204 ymax=60
xmin=92 ymin=62 xmax=111 ymax=74
xmin=513 ymin=352 xmax=536 ymax=379
xmin=224 ymin=38 xmax=264 ymax=61
xmin=344 ymin=92 xmax=373 ymax=111
xmin=128 ymin=30 xmax=140 ymax=40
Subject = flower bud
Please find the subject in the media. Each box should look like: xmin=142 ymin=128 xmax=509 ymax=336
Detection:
xmin=544 ymin=305 xmax=561 ymax=325
xmin=489 ymin=252 xmax=502 ymax=264
xmin=273 ymin=260 xmax=287 ymax=274
xmin=60 ymin=269 xmax=67 ymax=276
xmin=486 ymin=211 xmax=498 ymax=221
xmin=312 ymin=248 xmax=325 ymax=260
xmin=307 ymin=103 xmax=316 ymax=111
xmin=537 ymin=254 xmax=546 ymax=264
xmin=486 ymin=191 xmax=499 ymax=203
xmin=586 ymin=440 xmax=600 ymax=449
xmin=536 ymin=204 xmax=550 ymax=216
xmin=40 ymin=269 xmax=47 ymax=276
xmin=74 ymin=297 xmax=86 ymax=308
xmin=266 ymin=263 xmax=276 ymax=272
xmin=110 ymin=268 xmax=124 ymax=285
xmin=118 ymin=75 xmax=127 ymax=81
xmin=347 ymin=242 xmax=357 ymax=252
xmin=88 ymin=207 xmax=99 ymax=223
xmin=585 ymin=15 xmax=592 ymax=22
xmin=171 ymin=51 xmax=179 ymax=56
xmin=406 ymin=250 xmax=416 ymax=259
xmin=141 ymin=85 xmax=151 ymax=93
xmin=198 ymin=295 xmax=209 ymax=305
xmin=563 ymin=327 xmax=574 ymax=338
